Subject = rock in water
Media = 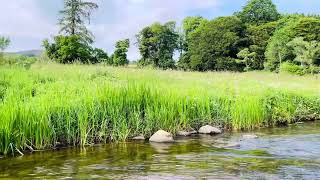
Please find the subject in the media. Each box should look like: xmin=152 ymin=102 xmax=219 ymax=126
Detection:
xmin=242 ymin=134 xmax=258 ymax=139
xmin=177 ymin=130 xmax=197 ymax=136
xmin=198 ymin=125 xmax=222 ymax=134
xmin=132 ymin=135 xmax=145 ymax=140
xmin=149 ymin=130 xmax=174 ymax=143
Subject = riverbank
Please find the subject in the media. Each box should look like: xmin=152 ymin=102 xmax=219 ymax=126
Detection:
xmin=0 ymin=63 xmax=319 ymax=155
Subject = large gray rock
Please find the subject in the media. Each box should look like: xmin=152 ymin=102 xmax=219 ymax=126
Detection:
xmin=149 ymin=130 xmax=174 ymax=143
xmin=198 ymin=125 xmax=222 ymax=134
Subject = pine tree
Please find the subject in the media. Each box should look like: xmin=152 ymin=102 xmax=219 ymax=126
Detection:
xmin=59 ymin=0 xmax=98 ymax=43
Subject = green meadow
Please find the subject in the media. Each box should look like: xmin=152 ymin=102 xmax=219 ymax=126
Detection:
xmin=0 ymin=63 xmax=319 ymax=155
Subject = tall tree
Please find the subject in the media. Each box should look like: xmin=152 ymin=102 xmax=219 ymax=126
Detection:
xmin=178 ymin=16 xmax=207 ymax=70
xmin=265 ymin=16 xmax=320 ymax=70
xmin=112 ymin=39 xmax=130 ymax=66
xmin=0 ymin=36 xmax=10 ymax=62
xmin=59 ymin=0 xmax=98 ymax=43
xmin=0 ymin=36 xmax=10 ymax=51
xmin=238 ymin=0 xmax=280 ymax=24
xmin=188 ymin=16 xmax=246 ymax=71
xmin=136 ymin=21 xmax=179 ymax=69
xmin=287 ymin=37 xmax=320 ymax=68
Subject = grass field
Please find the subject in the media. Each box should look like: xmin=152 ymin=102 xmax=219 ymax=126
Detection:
xmin=0 ymin=63 xmax=320 ymax=155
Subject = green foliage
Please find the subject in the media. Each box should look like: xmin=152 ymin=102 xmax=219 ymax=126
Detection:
xmin=237 ymin=0 xmax=280 ymax=24
xmin=188 ymin=16 xmax=246 ymax=71
xmin=287 ymin=37 xmax=320 ymax=67
xmin=92 ymin=48 xmax=109 ymax=64
xmin=237 ymin=48 xmax=257 ymax=71
xmin=178 ymin=16 xmax=208 ymax=70
xmin=246 ymin=21 xmax=278 ymax=69
xmin=59 ymin=0 xmax=98 ymax=43
xmin=112 ymin=39 xmax=130 ymax=66
xmin=0 ymin=36 xmax=10 ymax=52
xmin=137 ymin=21 xmax=179 ymax=69
xmin=265 ymin=16 xmax=320 ymax=70
xmin=0 ymin=36 xmax=10 ymax=64
xmin=43 ymin=35 xmax=107 ymax=64
xmin=279 ymin=62 xmax=307 ymax=75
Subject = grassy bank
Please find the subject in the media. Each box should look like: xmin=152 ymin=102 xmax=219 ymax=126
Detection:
xmin=0 ymin=63 xmax=320 ymax=155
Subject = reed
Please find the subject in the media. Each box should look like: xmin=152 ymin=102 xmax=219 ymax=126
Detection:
xmin=0 ymin=63 xmax=319 ymax=155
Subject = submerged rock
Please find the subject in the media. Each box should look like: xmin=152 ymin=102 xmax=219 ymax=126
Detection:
xmin=242 ymin=134 xmax=258 ymax=139
xmin=132 ymin=135 xmax=145 ymax=140
xmin=177 ymin=130 xmax=197 ymax=136
xmin=213 ymin=140 xmax=240 ymax=149
xmin=198 ymin=125 xmax=222 ymax=134
xmin=149 ymin=130 xmax=174 ymax=143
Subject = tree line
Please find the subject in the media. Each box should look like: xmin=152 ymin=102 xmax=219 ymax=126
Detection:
xmin=1 ymin=0 xmax=320 ymax=74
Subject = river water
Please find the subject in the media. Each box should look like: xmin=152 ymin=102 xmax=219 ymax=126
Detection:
xmin=1 ymin=122 xmax=320 ymax=179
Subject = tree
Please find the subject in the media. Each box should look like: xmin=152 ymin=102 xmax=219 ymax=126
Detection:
xmin=237 ymin=0 xmax=280 ymax=24
xmin=112 ymin=39 xmax=130 ymax=66
xmin=92 ymin=48 xmax=109 ymax=64
xmin=237 ymin=48 xmax=257 ymax=71
xmin=265 ymin=16 xmax=320 ymax=70
xmin=0 ymin=36 xmax=10 ymax=63
xmin=136 ymin=21 xmax=179 ymax=69
xmin=246 ymin=21 xmax=278 ymax=69
xmin=43 ymin=35 xmax=93 ymax=64
xmin=178 ymin=16 xmax=207 ymax=70
xmin=0 ymin=37 xmax=10 ymax=52
xmin=59 ymin=0 xmax=98 ymax=43
xmin=287 ymin=37 xmax=320 ymax=68
xmin=187 ymin=16 xmax=246 ymax=71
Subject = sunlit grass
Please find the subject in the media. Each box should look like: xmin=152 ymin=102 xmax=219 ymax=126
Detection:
xmin=0 ymin=62 xmax=319 ymax=155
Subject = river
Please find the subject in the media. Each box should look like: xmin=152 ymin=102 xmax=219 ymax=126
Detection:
xmin=1 ymin=122 xmax=319 ymax=179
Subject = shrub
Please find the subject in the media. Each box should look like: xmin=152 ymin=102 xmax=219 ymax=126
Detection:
xmin=43 ymin=35 xmax=108 ymax=64
xmin=279 ymin=62 xmax=306 ymax=75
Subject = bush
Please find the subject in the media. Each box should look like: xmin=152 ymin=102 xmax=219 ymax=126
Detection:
xmin=279 ymin=62 xmax=320 ymax=75
xmin=279 ymin=62 xmax=306 ymax=75
xmin=43 ymin=35 xmax=108 ymax=64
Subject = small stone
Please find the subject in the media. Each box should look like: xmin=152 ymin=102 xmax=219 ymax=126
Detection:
xmin=223 ymin=143 xmax=241 ymax=149
xmin=149 ymin=130 xmax=174 ymax=143
xmin=242 ymin=134 xmax=258 ymax=139
xmin=132 ymin=135 xmax=145 ymax=140
xmin=177 ymin=130 xmax=197 ymax=136
xmin=198 ymin=125 xmax=222 ymax=134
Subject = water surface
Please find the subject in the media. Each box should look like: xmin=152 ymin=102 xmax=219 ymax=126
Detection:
xmin=1 ymin=122 xmax=320 ymax=179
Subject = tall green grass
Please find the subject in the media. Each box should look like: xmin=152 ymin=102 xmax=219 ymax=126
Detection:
xmin=0 ymin=63 xmax=319 ymax=155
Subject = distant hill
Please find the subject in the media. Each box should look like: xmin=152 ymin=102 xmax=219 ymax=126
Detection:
xmin=7 ymin=50 xmax=43 ymax=57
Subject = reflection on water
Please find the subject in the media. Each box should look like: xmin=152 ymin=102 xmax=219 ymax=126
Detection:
xmin=0 ymin=122 xmax=320 ymax=179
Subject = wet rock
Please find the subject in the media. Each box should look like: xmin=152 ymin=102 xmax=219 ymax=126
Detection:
xmin=132 ymin=135 xmax=145 ymax=140
xmin=222 ymin=143 xmax=241 ymax=149
xmin=149 ymin=130 xmax=174 ymax=143
xmin=198 ymin=125 xmax=222 ymax=134
xmin=242 ymin=134 xmax=258 ymax=139
xmin=177 ymin=130 xmax=197 ymax=136
xmin=213 ymin=140 xmax=240 ymax=149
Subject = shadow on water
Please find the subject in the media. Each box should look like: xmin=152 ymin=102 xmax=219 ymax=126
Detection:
xmin=0 ymin=122 xmax=320 ymax=179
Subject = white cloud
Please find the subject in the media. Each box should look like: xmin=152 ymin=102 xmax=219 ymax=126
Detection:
xmin=0 ymin=0 xmax=58 ymax=51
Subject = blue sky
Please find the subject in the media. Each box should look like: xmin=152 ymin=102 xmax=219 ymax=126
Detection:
xmin=1 ymin=0 xmax=320 ymax=60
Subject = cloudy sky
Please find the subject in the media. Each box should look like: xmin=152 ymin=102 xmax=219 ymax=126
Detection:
xmin=1 ymin=0 xmax=320 ymax=60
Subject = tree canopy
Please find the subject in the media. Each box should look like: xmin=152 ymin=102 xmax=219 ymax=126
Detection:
xmin=59 ymin=0 xmax=98 ymax=44
xmin=136 ymin=22 xmax=179 ymax=69
xmin=237 ymin=0 xmax=280 ymax=24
